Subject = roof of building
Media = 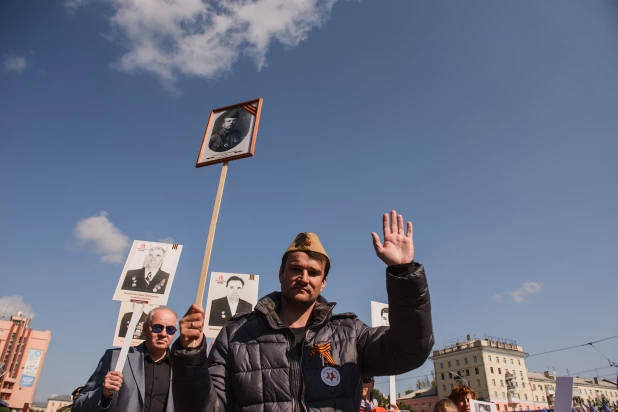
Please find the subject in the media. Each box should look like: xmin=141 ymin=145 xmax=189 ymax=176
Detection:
xmin=398 ymin=387 xmax=437 ymax=401
xmin=31 ymin=401 xmax=48 ymax=408
xmin=48 ymin=394 xmax=72 ymax=401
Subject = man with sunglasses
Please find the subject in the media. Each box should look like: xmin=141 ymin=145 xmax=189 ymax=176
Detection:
xmin=74 ymin=307 xmax=178 ymax=412
xmin=171 ymin=210 xmax=434 ymax=412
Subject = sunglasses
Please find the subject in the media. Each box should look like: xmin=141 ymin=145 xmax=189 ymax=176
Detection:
xmin=150 ymin=323 xmax=177 ymax=335
xmin=363 ymin=378 xmax=374 ymax=384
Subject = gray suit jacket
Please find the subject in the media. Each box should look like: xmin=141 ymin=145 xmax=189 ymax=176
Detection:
xmin=73 ymin=343 xmax=174 ymax=412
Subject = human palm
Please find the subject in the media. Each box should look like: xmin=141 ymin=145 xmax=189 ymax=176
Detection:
xmin=371 ymin=210 xmax=414 ymax=266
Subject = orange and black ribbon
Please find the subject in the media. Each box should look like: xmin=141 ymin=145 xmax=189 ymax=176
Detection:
xmin=310 ymin=343 xmax=337 ymax=366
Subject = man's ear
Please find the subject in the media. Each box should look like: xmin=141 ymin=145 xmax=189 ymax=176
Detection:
xmin=320 ymin=276 xmax=327 ymax=293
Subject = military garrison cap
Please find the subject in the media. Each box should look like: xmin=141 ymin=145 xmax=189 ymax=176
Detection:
xmin=284 ymin=232 xmax=329 ymax=261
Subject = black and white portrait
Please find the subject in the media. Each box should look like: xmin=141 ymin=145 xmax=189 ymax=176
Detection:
xmin=204 ymin=272 xmax=260 ymax=338
xmin=196 ymin=99 xmax=263 ymax=167
xmin=113 ymin=240 xmax=183 ymax=306
xmin=370 ymin=301 xmax=390 ymax=327
xmin=112 ymin=302 xmax=159 ymax=347
xmin=470 ymin=400 xmax=497 ymax=412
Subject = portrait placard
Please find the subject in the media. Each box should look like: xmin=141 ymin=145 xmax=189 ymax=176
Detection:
xmin=470 ymin=400 xmax=497 ymax=412
xmin=112 ymin=240 xmax=183 ymax=305
xmin=112 ymin=302 xmax=159 ymax=347
xmin=204 ymin=272 xmax=260 ymax=338
xmin=196 ymin=98 xmax=263 ymax=167
xmin=370 ymin=301 xmax=390 ymax=327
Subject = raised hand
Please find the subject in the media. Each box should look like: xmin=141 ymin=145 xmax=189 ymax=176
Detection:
xmin=179 ymin=304 xmax=205 ymax=349
xmin=102 ymin=371 xmax=123 ymax=399
xmin=371 ymin=210 xmax=414 ymax=266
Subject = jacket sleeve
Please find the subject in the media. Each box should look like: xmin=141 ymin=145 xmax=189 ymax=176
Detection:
xmin=72 ymin=350 xmax=115 ymax=412
xmin=171 ymin=325 xmax=232 ymax=412
xmin=357 ymin=261 xmax=434 ymax=376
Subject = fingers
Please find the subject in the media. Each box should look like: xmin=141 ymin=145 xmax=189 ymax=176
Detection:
xmin=397 ymin=214 xmax=403 ymax=234
xmin=382 ymin=213 xmax=390 ymax=236
xmin=180 ymin=304 xmax=205 ymax=348
xmin=103 ymin=372 xmax=123 ymax=397
xmin=390 ymin=210 xmax=397 ymax=234
xmin=407 ymin=221 xmax=413 ymax=238
xmin=371 ymin=232 xmax=383 ymax=252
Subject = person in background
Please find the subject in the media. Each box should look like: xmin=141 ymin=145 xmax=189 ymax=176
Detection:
xmin=447 ymin=385 xmax=478 ymax=412
xmin=434 ymin=399 xmax=458 ymax=412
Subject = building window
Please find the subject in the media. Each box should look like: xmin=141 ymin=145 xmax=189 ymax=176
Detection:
xmin=519 ymin=407 xmax=522 ymax=411
xmin=466 ymin=369 xmax=470 ymax=377
xmin=474 ymin=356 xmax=478 ymax=363
xmin=494 ymin=391 xmax=498 ymax=397
xmin=535 ymin=396 xmax=538 ymax=402
xmin=440 ymin=362 xmax=444 ymax=369
xmin=489 ymin=356 xmax=492 ymax=361
xmin=429 ymin=404 xmax=433 ymax=410
xmin=498 ymin=368 xmax=501 ymax=374
xmin=511 ymin=359 xmax=514 ymax=364
xmin=504 ymin=358 xmax=507 ymax=364
xmin=465 ymin=358 xmax=469 ymax=365
xmin=456 ymin=360 xmax=460 ymax=366
xmin=542 ymin=396 xmax=545 ymax=402
xmin=500 ymin=380 xmax=504 ymax=387
xmin=477 ymin=379 xmax=481 ymax=387
xmin=422 ymin=403 xmax=425 ymax=410
xmin=443 ymin=385 xmax=447 ymax=392
xmin=441 ymin=374 xmax=445 ymax=380
xmin=502 ymin=392 xmax=505 ymax=398
xmin=525 ymin=395 xmax=528 ymax=400
xmin=518 ymin=360 xmax=521 ymax=365
xmin=496 ymin=357 xmax=500 ymax=363
xmin=522 ymin=383 xmax=525 ymax=388
xmin=492 ymin=379 xmax=496 ymax=386
xmin=490 ymin=367 xmax=494 ymax=373
xmin=475 ymin=367 xmax=479 ymax=375
xmin=515 ymin=382 xmax=518 ymax=387
xmin=448 ymin=361 xmax=451 ymax=368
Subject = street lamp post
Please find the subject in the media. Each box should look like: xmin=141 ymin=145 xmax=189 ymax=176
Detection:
xmin=450 ymin=371 xmax=469 ymax=387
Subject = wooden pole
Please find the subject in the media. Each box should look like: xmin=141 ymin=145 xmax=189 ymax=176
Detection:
xmin=195 ymin=161 xmax=229 ymax=306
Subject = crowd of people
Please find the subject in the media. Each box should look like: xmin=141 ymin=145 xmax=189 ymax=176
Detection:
xmin=68 ymin=210 xmax=438 ymax=412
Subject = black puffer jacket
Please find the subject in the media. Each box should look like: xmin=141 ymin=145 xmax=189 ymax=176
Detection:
xmin=171 ymin=262 xmax=433 ymax=412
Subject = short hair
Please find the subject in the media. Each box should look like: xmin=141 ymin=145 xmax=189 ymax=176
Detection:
xmin=447 ymin=385 xmax=478 ymax=404
xmin=280 ymin=250 xmax=331 ymax=279
xmin=226 ymin=276 xmax=245 ymax=287
xmin=381 ymin=307 xmax=389 ymax=316
xmin=149 ymin=246 xmax=167 ymax=255
xmin=145 ymin=306 xmax=178 ymax=325
xmin=434 ymin=399 xmax=458 ymax=412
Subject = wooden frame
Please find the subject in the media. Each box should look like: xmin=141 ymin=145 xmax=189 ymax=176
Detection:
xmin=196 ymin=98 xmax=263 ymax=168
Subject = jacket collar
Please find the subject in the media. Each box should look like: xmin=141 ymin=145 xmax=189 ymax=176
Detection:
xmin=254 ymin=291 xmax=336 ymax=330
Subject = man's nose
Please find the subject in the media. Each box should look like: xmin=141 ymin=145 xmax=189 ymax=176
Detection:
xmin=296 ymin=271 xmax=309 ymax=283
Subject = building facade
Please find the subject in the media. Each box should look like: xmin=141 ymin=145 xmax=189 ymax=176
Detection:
xmin=430 ymin=335 xmax=618 ymax=411
xmin=0 ymin=314 xmax=51 ymax=410
xmin=44 ymin=395 xmax=71 ymax=412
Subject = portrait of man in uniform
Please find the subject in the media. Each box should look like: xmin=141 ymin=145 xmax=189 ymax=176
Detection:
xmin=208 ymin=109 xmax=248 ymax=152
xmin=208 ymin=275 xmax=253 ymax=327
xmin=120 ymin=246 xmax=170 ymax=295
xmin=380 ymin=307 xmax=390 ymax=326
xmin=117 ymin=311 xmax=148 ymax=340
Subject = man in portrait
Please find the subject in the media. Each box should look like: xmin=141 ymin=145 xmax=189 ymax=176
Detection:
xmin=118 ymin=311 xmax=148 ymax=340
xmin=380 ymin=307 xmax=390 ymax=326
xmin=208 ymin=109 xmax=246 ymax=152
xmin=121 ymin=246 xmax=170 ymax=295
xmin=208 ymin=276 xmax=253 ymax=327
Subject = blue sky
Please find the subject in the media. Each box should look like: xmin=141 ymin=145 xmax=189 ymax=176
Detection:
xmin=1 ymin=0 xmax=617 ymax=401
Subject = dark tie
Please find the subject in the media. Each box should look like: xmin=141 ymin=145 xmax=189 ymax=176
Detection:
xmin=146 ymin=272 xmax=153 ymax=285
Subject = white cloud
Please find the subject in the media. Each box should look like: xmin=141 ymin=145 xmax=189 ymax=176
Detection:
xmin=493 ymin=281 xmax=543 ymax=303
xmin=74 ymin=212 xmax=130 ymax=264
xmin=69 ymin=0 xmax=338 ymax=89
xmin=3 ymin=55 xmax=27 ymax=73
xmin=158 ymin=237 xmax=175 ymax=244
xmin=0 ymin=295 xmax=35 ymax=319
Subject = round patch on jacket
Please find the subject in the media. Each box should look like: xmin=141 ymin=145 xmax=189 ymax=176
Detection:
xmin=321 ymin=366 xmax=341 ymax=386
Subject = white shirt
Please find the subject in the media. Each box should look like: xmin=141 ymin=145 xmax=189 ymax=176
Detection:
xmin=228 ymin=299 xmax=239 ymax=316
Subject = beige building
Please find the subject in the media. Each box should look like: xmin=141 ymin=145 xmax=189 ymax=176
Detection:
xmin=44 ymin=394 xmax=71 ymax=412
xmin=430 ymin=335 xmax=618 ymax=411
xmin=0 ymin=314 xmax=51 ymax=410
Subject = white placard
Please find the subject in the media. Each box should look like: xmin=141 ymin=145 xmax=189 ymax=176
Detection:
xmin=114 ymin=303 xmax=143 ymax=372
xmin=370 ymin=301 xmax=390 ymax=327
xmin=112 ymin=240 xmax=183 ymax=305
xmin=112 ymin=302 xmax=159 ymax=347
xmin=470 ymin=400 xmax=497 ymax=412
xmin=555 ymin=376 xmax=574 ymax=412
xmin=204 ymin=272 xmax=259 ymax=338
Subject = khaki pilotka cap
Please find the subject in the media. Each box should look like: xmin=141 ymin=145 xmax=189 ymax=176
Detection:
xmin=284 ymin=232 xmax=330 ymax=261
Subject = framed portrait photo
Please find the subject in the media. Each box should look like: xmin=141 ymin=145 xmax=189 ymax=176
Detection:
xmin=370 ymin=301 xmax=390 ymax=327
xmin=204 ymin=272 xmax=260 ymax=338
xmin=112 ymin=302 xmax=159 ymax=347
xmin=196 ymin=98 xmax=264 ymax=168
xmin=112 ymin=240 xmax=183 ymax=306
